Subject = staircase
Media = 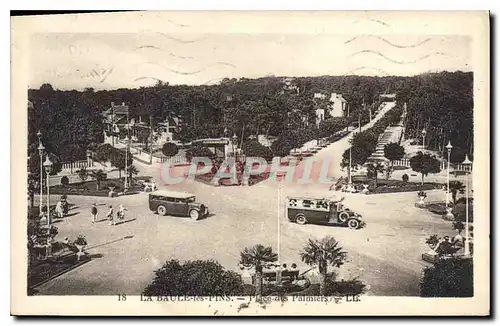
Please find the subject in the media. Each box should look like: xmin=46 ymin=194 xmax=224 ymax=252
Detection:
xmin=367 ymin=124 xmax=404 ymax=163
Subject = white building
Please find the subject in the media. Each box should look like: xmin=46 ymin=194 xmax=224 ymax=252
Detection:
xmin=314 ymin=92 xmax=349 ymax=126
xmin=314 ymin=93 xmax=327 ymax=100
xmin=328 ymin=93 xmax=349 ymax=117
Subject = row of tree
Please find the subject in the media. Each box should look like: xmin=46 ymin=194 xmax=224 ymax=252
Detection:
xmin=93 ymin=144 xmax=133 ymax=178
xmin=397 ymin=71 xmax=473 ymax=162
xmin=28 ymin=71 xmax=473 ymax=175
xmin=341 ymin=104 xmax=404 ymax=168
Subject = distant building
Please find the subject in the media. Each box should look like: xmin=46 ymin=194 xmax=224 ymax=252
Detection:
xmin=328 ymin=93 xmax=349 ymax=117
xmin=102 ymin=102 xmax=130 ymax=135
xmin=379 ymin=93 xmax=396 ymax=102
xmin=313 ymin=93 xmax=327 ymax=100
xmin=156 ymin=116 xmax=181 ymax=143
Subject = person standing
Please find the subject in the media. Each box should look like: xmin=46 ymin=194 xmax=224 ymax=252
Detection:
xmin=55 ymin=200 xmax=63 ymax=219
xmin=107 ymin=205 xmax=115 ymax=226
xmin=91 ymin=203 xmax=98 ymax=223
xmin=117 ymin=204 xmax=126 ymax=221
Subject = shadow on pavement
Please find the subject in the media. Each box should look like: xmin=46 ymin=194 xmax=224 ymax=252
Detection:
xmin=86 ymin=235 xmax=135 ymax=250
xmin=115 ymin=218 xmax=137 ymax=226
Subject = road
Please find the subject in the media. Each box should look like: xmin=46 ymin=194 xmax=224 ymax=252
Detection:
xmin=34 ymin=182 xmax=454 ymax=296
xmin=34 ymin=101 xmax=457 ymax=296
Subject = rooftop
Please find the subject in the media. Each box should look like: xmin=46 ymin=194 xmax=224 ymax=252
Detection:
xmin=151 ymin=190 xmax=196 ymax=199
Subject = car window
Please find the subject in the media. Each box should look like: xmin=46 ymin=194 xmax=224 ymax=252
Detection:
xmin=175 ymin=198 xmax=186 ymax=203
xmin=302 ymin=200 xmax=313 ymax=208
xmin=187 ymin=197 xmax=196 ymax=203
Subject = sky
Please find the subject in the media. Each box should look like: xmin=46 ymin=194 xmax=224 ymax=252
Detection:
xmin=29 ymin=33 xmax=471 ymax=90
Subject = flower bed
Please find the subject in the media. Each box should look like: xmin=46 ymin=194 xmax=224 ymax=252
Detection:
xmin=28 ymin=251 xmax=91 ymax=290
xmin=368 ymin=180 xmax=442 ymax=194
xmin=49 ymin=177 xmax=150 ymax=197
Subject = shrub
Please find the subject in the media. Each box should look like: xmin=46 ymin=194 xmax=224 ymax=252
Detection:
xmin=74 ymin=235 xmax=87 ymax=246
xmin=162 ymin=142 xmax=179 ymax=157
xmin=77 ymin=167 xmax=88 ymax=182
xmin=420 ymin=257 xmax=473 ymax=297
xmin=402 ymin=174 xmax=409 ymax=183
xmin=425 ymin=234 xmax=439 ymax=247
xmin=190 ymin=145 xmax=214 ymax=158
xmin=409 ymin=152 xmax=441 ymax=183
xmin=452 ymin=220 xmax=465 ymax=233
xmin=143 ymin=259 xmax=245 ymax=296
xmin=325 ymin=279 xmax=367 ymax=296
xmin=271 ymin=134 xmax=296 ymax=157
xmin=417 ymin=190 xmax=427 ymax=198
xmin=242 ymin=140 xmax=273 ymax=161
xmin=384 ymin=142 xmax=405 ymax=163
xmin=452 ymin=203 xmax=474 ymax=223
xmin=60 ymin=176 xmax=69 ymax=186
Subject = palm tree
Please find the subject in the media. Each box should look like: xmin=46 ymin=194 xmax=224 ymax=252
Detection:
xmin=89 ymin=169 xmax=107 ymax=191
xmin=239 ymin=244 xmax=278 ymax=298
xmin=366 ymin=162 xmax=385 ymax=187
xmin=300 ymin=237 xmax=347 ymax=296
xmin=448 ymin=181 xmax=466 ymax=205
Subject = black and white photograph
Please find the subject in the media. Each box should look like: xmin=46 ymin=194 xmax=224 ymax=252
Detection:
xmin=11 ymin=11 xmax=490 ymax=316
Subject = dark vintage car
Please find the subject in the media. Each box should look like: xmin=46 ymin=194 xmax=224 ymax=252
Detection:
xmin=286 ymin=196 xmax=364 ymax=229
xmin=149 ymin=190 xmax=209 ymax=220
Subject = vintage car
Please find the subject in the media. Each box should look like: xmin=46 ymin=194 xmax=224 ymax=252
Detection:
xmin=286 ymin=196 xmax=364 ymax=229
xmin=148 ymin=190 xmax=209 ymax=220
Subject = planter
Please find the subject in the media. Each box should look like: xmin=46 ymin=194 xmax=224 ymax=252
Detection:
xmin=75 ymin=244 xmax=87 ymax=261
xmin=443 ymin=207 xmax=455 ymax=221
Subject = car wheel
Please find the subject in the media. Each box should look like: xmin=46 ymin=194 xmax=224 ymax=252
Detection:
xmin=295 ymin=214 xmax=307 ymax=225
xmin=338 ymin=211 xmax=349 ymax=222
xmin=157 ymin=205 xmax=167 ymax=216
xmin=189 ymin=209 xmax=200 ymax=221
xmin=347 ymin=219 xmax=360 ymax=229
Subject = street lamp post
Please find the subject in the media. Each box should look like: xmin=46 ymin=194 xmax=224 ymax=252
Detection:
xmin=348 ymin=132 xmax=356 ymax=190
xmin=421 ymin=129 xmax=427 ymax=151
xmin=43 ymin=156 xmax=53 ymax=229
xmin=462 ymin=155 xmax=472 ymax=256
xmin=37 ymin=131 xmax=45 ymax=216
xmin=445 ymin=141 xmax=454 ymax=219
xmin=231 ymin=134 xmax=238 ymax=182
xmin=124 ymin=135 xmax=129 ymax=192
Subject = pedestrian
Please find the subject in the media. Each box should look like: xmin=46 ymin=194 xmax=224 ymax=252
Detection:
xmin=55 ymin=200 xmax=64 ymax=219
xmin=107 ymin=205 xmax=115 ymax=226
xmin=117 ymin=204 xmax=126 ymax=220
xmin=91 ymin=203 xmax=98 ymax=223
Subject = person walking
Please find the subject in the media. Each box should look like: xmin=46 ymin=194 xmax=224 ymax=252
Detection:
xmin=107 ymin=205 xmax=115 ymax=226
xmin=91 ymin=203 xmax=98 ymax=223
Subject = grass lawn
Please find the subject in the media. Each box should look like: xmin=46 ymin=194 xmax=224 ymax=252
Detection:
xmin=50 ymin=176 xmax=151 ymax=197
